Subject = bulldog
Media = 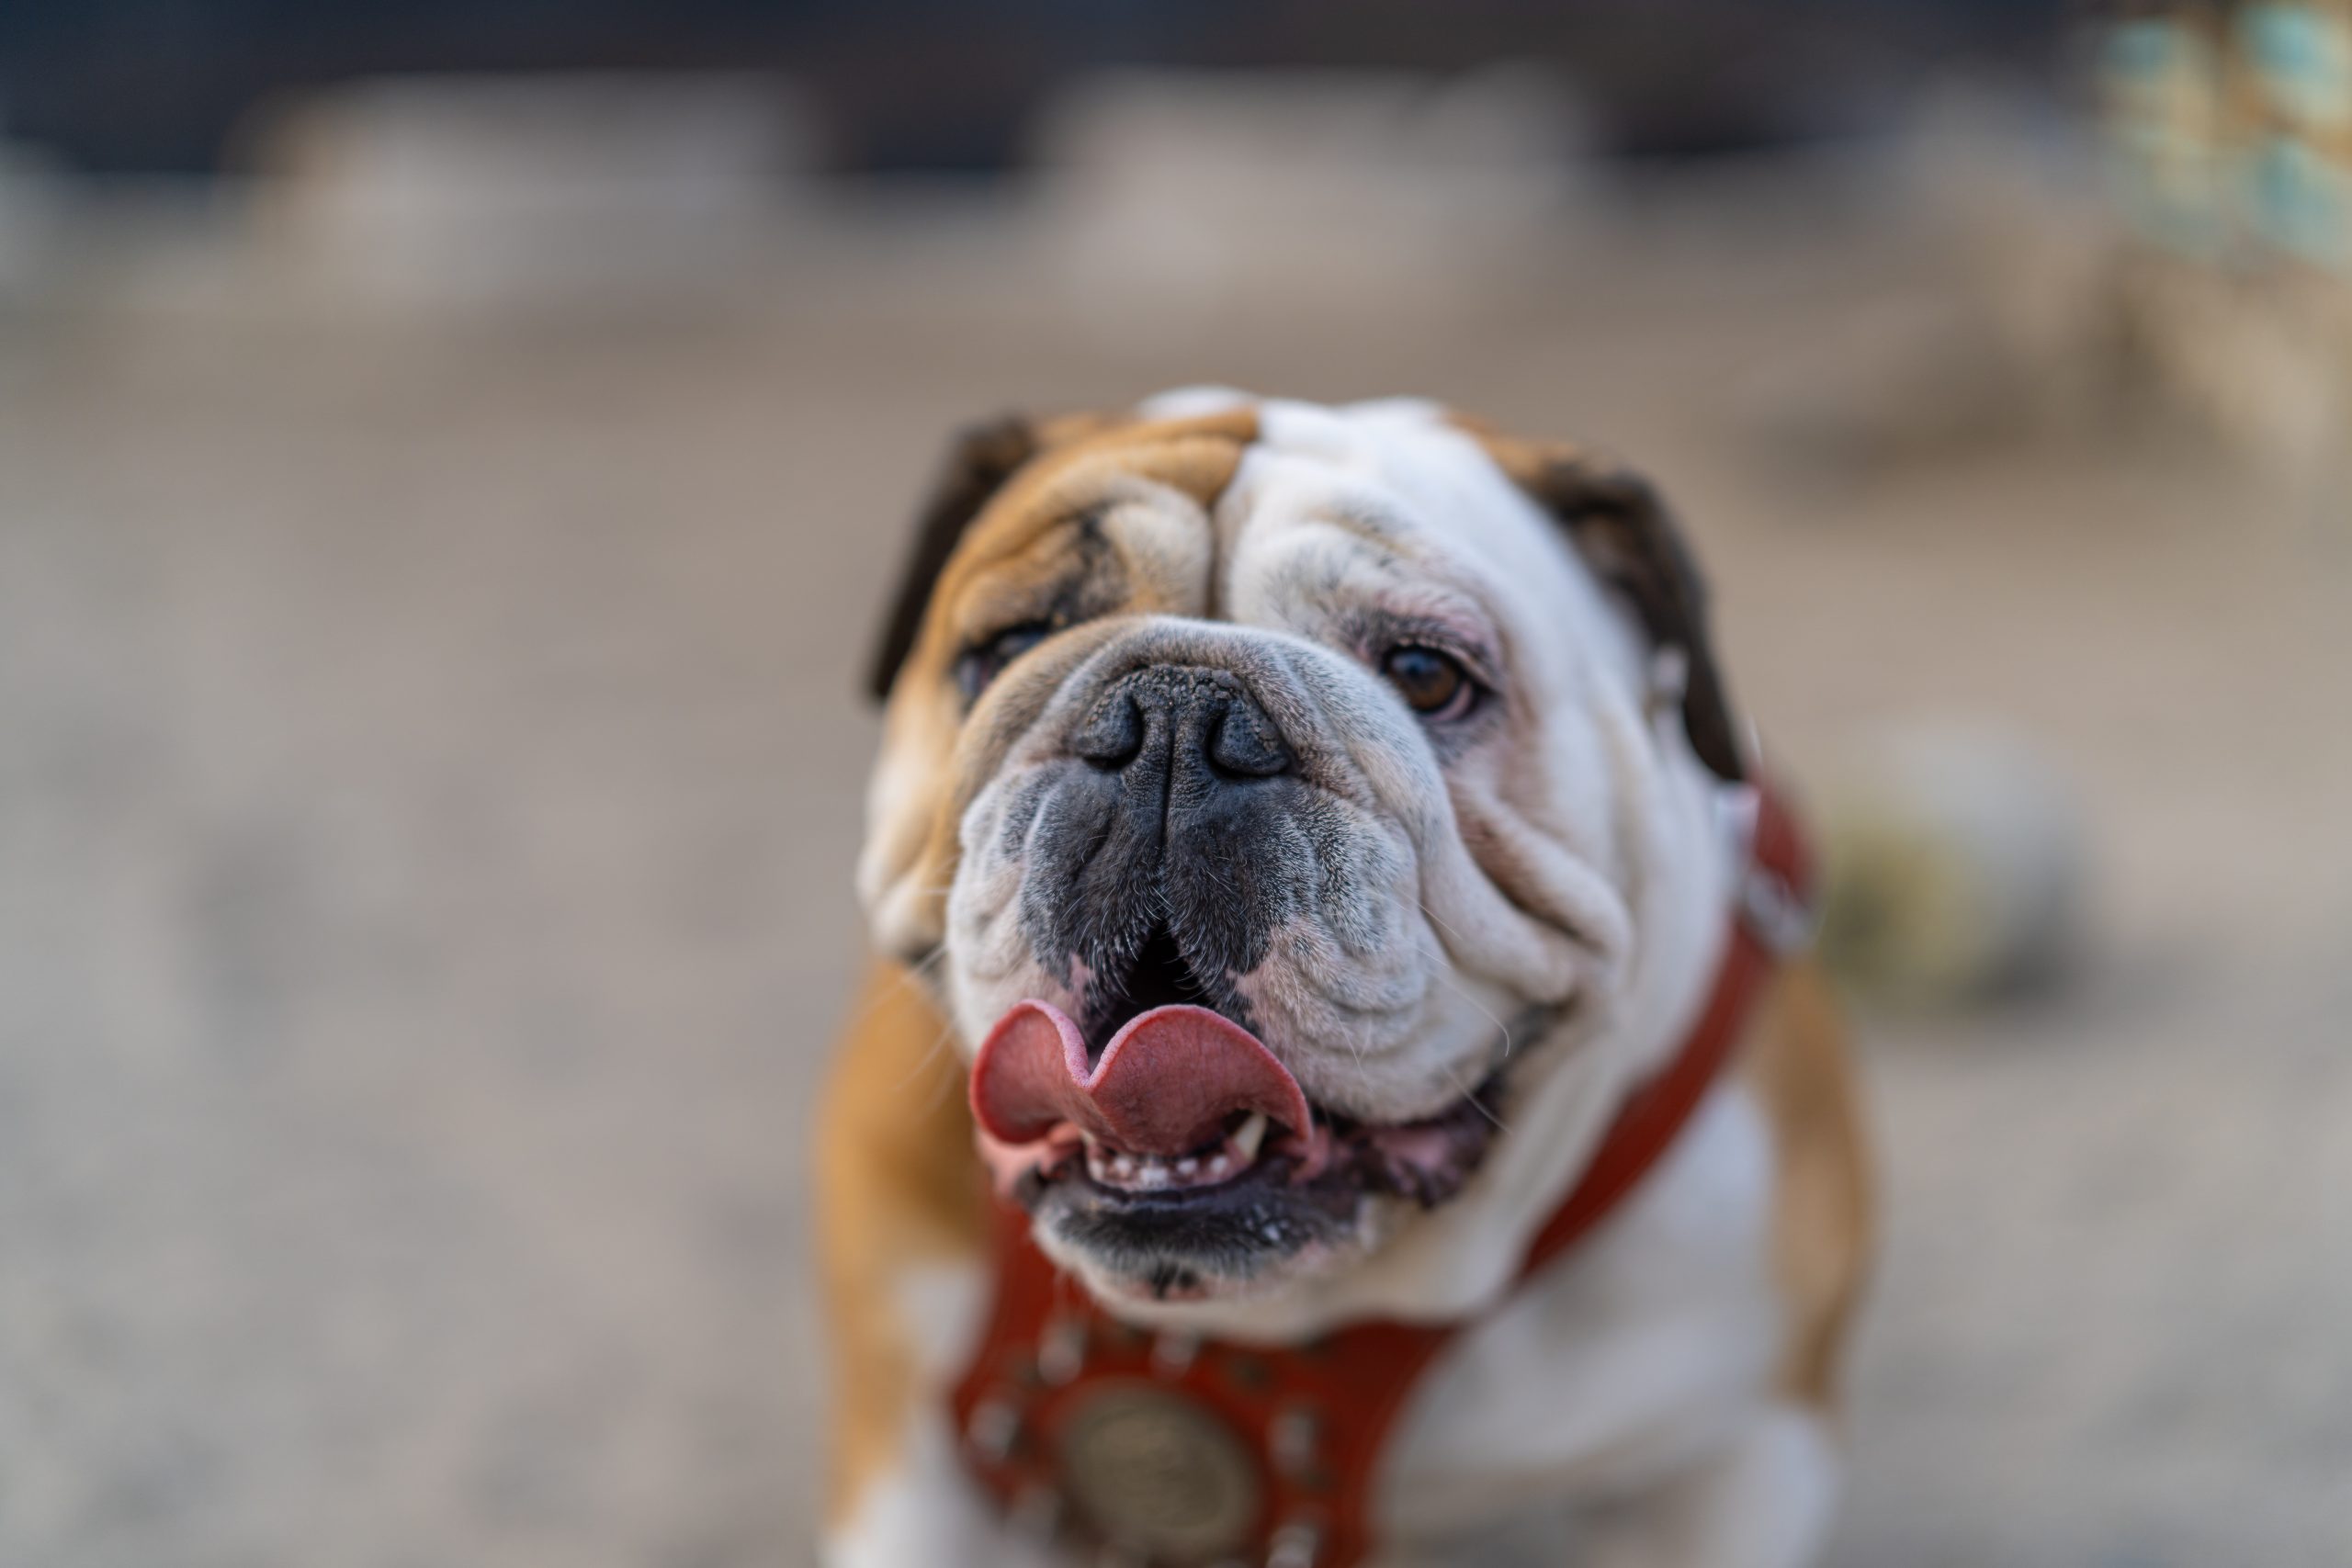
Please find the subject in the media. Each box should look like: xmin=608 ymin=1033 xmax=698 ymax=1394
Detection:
xmin=817 ymin=391 xmax=1871 ymax=1568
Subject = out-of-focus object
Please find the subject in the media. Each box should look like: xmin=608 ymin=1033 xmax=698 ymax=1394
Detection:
xmin=1815 ymin=722 xmax=2087 ymax=1007
xmin=1728 ymin=90 xmax=2125 ymax=466
xmin=246 ymin=73 xmax=809 ymax=309
xmin=0 ymin=0 xmax=2063 ymax=175
xmin=0 ymin=138 xmax=69 ymax=310
xmin=2095 ymin=1 xmax=2352 ymax=504
xmin=1752 ymin=7 xmax=2352 ymax=518
xmin=2100 ymin=0 xmax=2352 ymax=268
xmin=1033 ymin=68 xmax=1587 ymax=325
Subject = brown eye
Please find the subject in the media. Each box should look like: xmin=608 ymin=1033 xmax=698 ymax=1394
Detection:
xmin=956 ymin=622 xmax=1051 ymax=701
xmin=1380 ymin=645 xmax=1476 ymax=719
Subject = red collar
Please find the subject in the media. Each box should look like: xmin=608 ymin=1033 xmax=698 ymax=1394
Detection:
xmin=949 ymin=783 xmax=1815 ymax=1568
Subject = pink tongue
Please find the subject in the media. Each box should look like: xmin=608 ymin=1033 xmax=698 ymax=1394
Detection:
xmin=970 ymin=1000 xmax=1311 ymax=1157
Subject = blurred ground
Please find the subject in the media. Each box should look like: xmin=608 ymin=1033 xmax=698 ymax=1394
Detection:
xmin=2 ymin=152 xmax=2349 ymax=1568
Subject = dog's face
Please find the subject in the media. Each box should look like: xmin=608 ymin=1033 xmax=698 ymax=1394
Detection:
xmin=858 ymin=394 xmax=1742 ymax=1311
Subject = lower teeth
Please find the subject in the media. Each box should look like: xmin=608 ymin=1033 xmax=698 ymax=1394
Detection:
xmin=1087 ymin=1111 xmax=1270 ymax=1190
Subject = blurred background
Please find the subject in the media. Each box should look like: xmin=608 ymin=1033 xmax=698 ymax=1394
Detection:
xmin=3 ymin=3 xmax=2350 ymax=1565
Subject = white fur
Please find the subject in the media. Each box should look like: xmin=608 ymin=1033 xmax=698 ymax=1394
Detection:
xmin=835 ymin=394 xmax=1831 ymax=1565
xmin=1373 ymin=1084 xmax=1834 ymax=1563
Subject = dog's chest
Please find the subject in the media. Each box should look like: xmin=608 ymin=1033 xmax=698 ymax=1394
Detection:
xmin=925 ymin=1082 xmax=1783 ymax=1565
xmin=1372 ymin=1085 xmax=1783 ymax=1546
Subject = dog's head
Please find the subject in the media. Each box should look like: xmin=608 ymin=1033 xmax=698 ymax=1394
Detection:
xmin=858 ymin=392 xmax=1746 ymax=1319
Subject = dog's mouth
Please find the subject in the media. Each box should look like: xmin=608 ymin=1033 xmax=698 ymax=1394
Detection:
xmin=976 ymin=1049 xmax=1498 ymax=1204
xmin=1076 ymin=924 xmax=1211 ymax=1058
xmin=971 ymin=981 xmax=1501 ymax=1220
xmin=965 ymin=919 xmax=1510 ymax=1300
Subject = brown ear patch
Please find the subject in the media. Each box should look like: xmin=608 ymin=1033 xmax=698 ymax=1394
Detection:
xmin=866 ymin=416 xmax=1044 ymax=702
xmin=865 ymin=407 xmax=1256 ymax=705
xmin=1471 ymin=426 xmax=1747 ymax=782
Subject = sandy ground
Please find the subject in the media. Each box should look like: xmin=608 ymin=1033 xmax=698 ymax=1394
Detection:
xmin=2 ymin=194 xmax=2348 ymax=1568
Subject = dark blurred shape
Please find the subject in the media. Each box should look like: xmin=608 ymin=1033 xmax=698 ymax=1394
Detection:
xmin=0 ymin=0 xmax=2064 ymax=175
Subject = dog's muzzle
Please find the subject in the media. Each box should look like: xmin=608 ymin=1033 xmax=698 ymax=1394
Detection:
xmin=1018 ymin=660 xmax=1311 ymax=1057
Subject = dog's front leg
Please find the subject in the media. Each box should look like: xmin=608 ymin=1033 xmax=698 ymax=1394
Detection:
xmin=1578 ymin=1404 xmax=1841 ymax=1568
xmin=820 ymin=964 xmax=1043 ymax=1566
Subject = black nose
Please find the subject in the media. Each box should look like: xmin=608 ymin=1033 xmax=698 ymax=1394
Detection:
xmin=1028 ymin=665 xmax=1300 ymax=1021
xmin=1073 ymin=664 xmax=1294 ymax=786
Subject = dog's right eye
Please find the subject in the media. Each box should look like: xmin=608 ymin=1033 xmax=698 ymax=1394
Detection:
xmin=956 ymin=622 xmax=1051 ymax=701
xmin=1380 ymin=644 xmax=1479 ymax=721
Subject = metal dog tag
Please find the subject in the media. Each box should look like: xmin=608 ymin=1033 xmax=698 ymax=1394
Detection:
xmin=1057 ymin=1382 xmax=1261 ymax=1563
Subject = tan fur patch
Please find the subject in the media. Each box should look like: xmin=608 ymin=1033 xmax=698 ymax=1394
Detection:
xmin=1740 ymin=959 xmax=1875 ymax=1410
xmin=814 ymin=962 xmax=984 ymax=1524
xmin=907 ymin=407 xmax=1259 ymax=671
xmin=872 ymin=408 xmax=1259 ymax=953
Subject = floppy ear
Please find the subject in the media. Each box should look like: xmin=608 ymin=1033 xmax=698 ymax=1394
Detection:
xmin=865 ymin=416 xmax=1042 ymax=702
xmin=1512 ymin=447 xmax=1747 ymax=783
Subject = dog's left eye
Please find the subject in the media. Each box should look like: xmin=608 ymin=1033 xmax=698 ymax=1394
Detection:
xmin=1380 ymin=645 xmax=1478 ymax=720
xmin=956 ymin=622 xmax=1051 ymax=701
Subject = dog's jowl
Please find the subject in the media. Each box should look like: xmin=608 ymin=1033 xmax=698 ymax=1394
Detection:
xmin=819 ymin=392 xmax=1871 ymax=1568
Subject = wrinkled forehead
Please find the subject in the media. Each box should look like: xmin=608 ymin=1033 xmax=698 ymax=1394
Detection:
xmin=1204 ymin=397 xmax=1631 ymax=661
xmin=922 ymin=391 xmax=1633 ymax=678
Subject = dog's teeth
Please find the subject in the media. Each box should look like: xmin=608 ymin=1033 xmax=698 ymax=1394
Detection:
xmin=1230 ymin=1111 xmax=1268 ymax=1162
xmin=1086 ymin=1122 xmax=1272 ymax=1191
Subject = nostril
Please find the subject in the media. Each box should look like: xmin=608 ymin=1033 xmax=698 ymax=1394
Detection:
xmin=1074 ymin=693 xmax=1146 ymax=771
xmin=1206 ymin=698 xmax=1294 ymax=780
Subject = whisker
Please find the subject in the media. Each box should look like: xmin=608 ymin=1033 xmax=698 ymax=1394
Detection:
xmin=897 ymin=1020 xmax=963 ymax=1096
xmin=910 ymin=1023 xmax=963 ymax=1111
xmin=1409 ymin=936 xmax=1517 ymax=1064
xmin=1415 ymin=898 xmax=1480 ymax=961
xmin=837 ymin=942 xmax=952 ymax=1057
xmin=1438 ymin=1055 xmax=1510 ymax=1134
xmin=842 ymin=954 xmax=937 ymax=1032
